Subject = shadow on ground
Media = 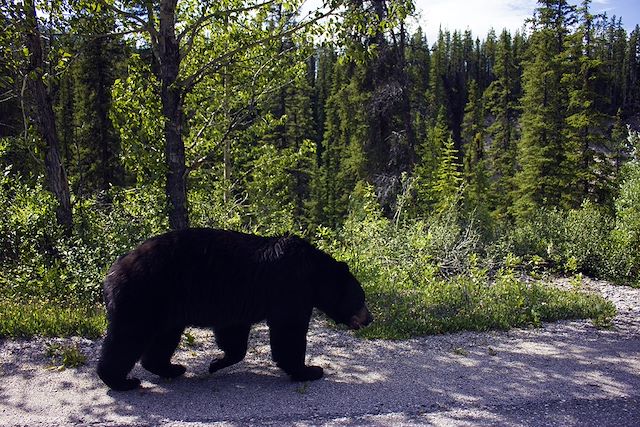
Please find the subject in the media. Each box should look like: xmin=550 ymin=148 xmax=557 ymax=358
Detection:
xmin=1 ymin=314 xmax=639 ymax=426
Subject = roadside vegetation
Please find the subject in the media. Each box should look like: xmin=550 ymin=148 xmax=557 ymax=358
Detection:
xmin=1 ymin=1 xmax=638 ymax=339
xmin=0 ymin=177 xmax=624 ymax=339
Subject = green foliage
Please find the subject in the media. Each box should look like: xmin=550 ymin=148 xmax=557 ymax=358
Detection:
xmin=506 ymin=203 xmax=612 ymax=274
xmin=244 ymin=140 xmax=316 ymax=234
xmin=412 ymin=109 xmax=462 ymax=215
xmin=110 ymin=55 xmax=164 ymax=185
xmin=317 ymin=190 xmax=616 ymax=339
xmin=610 ymin=154 xmax=640 ymax=285
xmin=1 ymin=0 xmax=639 ymax=341
xmin=431 ymin=135 xmax=463 ymax=213
xmin=45 ymin=342 xmax=87 ymax=369
xmin=310 ymin=59 xmax=368 ymax=227
xmin=484 ymin=29 xmax=519 ymax=221
xmin=512 ymin=0 xmax=576 ymax=220
xmin=0 ymin=300 xmax=105 ymax=338
xmin=0 ymin=170 xmax=166 ymax=308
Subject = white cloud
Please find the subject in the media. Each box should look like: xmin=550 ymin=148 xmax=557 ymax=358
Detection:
xmin=413 ymin=0 xmax=538 ymax=43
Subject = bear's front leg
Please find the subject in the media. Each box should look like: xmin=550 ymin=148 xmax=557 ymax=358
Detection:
xmin=268 ymin=318 xmax=323 ymax=382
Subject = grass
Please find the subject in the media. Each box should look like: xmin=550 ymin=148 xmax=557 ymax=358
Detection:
xmin=45 ymin=342 xmax=87 ymax=369
xmin=0 ymin=299 xmax=106 ymax=339
xmin=357 ymin=271 xmax=617 ymax=339
xmin=0 ymin=273 xmax=617 ymax=340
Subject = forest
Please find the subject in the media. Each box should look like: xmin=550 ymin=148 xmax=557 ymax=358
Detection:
xmin=0 ymin=0 xmax=638 ymax=339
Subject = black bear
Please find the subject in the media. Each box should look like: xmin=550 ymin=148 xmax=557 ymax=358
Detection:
xmin=97 ymin=228 xmax=372 ymax=391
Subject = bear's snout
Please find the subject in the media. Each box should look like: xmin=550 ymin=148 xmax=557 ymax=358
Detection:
xmin=348 ymin=306 xmax=373 ymax=330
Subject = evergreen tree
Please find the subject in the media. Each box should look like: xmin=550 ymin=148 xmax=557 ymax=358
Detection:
xmin=412 ymin=108 xmax=462 ymax=214
xmin=563 ymin=0 xmax=613 ymax=207
xmin=484 ymin=30 xmax=519 ymax=220
xmin=69 ymin=14 xmax=124 ymax=197
xmin=311 ymin=60 xmax=367 ymax=228
xmin=604 ymin=16 xmax=627 ymax=115
xmin=512 ymin=0 xmax=576 ymax=220
xmin=479 ymin=29 xmax=497 ymax=88
xmin=427 ymin=29 xmax=450 ymax=121
xmin=461 ymin=79 xmax=484 ymax=150
xmin=432 ymin=133 xmax=463 ymax=213
xmin=309 ymin=46 xmax=336 ymax=153
xmin=461 ymin=80 xmax=489 ymax=217
xmin=406 ymin=28 xmax=430 ymax=146
xmin=623 ymin=25 xmax=640 ymax=114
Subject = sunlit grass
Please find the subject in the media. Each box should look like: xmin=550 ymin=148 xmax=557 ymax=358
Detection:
xmin=358 ymin=272 xmax=616 ymax=339
xmin=0 ymin=299 xmax=106 ymax=338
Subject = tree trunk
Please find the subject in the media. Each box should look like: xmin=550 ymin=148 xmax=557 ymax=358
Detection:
xmin=24 ymin=0 xmax=73 ymax=233
xmin=159 ymin=0 xmax=188 ymax=230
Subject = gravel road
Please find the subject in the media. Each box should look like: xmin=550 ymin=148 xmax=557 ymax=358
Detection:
xmin=1 ymin=278 xmax=638 ymax=426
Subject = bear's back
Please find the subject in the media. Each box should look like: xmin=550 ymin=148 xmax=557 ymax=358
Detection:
xmin=103 ymin=228 xmax=310 ymax=326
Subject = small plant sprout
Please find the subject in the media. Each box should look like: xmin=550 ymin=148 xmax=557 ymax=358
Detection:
xmin=296 ymin=382 xmax=309 ymax=394
xmin=182 ymin=330 xmax=197 ymax=348
xmin=45 ymin=343 xmax=86 ymax=370
xmin=453 ymin=347 xmax=469 ymax=356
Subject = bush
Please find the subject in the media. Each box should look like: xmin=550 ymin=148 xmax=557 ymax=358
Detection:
xmin=316 ymin=184 xmax=616 ymax=339
xmin=0 ymin=173 xmax=168 ymax=307
xmin=504 ymin=202 xmax=614 ymax=277
xmin=610 ymin=161 xmax=640 ymax=285
xmin=0 ymin=174 xmax=624 ymax=339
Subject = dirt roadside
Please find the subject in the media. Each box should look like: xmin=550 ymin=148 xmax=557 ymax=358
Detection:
xmin=1 ymin=278 xmax=638 ymax=426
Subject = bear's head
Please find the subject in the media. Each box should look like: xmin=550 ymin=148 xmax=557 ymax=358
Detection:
xmin=314 ymin=258 xmax=373 ymax=330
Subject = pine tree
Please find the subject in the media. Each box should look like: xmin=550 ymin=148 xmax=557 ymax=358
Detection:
xmin=461 ymin=80 xmax=489 ymax=218
xmin=412 ymin=108 xmax=462 ymax=214
xmin=604 ymin=16 xmax=627 ymax=115
xmin=427 ymin=29 xmax=450 ymax=121
xmin=512 ymin=0 xmax=576 ymax=220
xmin=432 ymin=133 xmax=463 ymax=213
xmin=563 ymin=0 xmax=612 ymax=207
xmin=623 ymin=25 xmax=640 ymax=114
xmin=406 ymin=28 xmax=430 ymax=146
xmin=479 ymin=29 xmax=497 ymax=89
xmin=484 ymin=30 xmax=519 ymax=220
xmin=461 ymin=80 xmax=484 ymax=150
xmin=310 ymin=60 xmax=367 ymax=228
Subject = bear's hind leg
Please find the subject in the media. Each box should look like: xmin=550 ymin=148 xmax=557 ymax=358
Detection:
xmin=97 ymin=323 xmax=147 ymax=391
xmin=209 ymin=324 xmax=251 ymax=374
xmin=140 ymin=325 xmax=186 ymax=379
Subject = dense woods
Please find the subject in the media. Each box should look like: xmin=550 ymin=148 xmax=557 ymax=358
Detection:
xmin=0 ymin=0 xmax=638 ymax=338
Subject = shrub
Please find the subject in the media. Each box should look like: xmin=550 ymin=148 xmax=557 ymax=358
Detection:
xmin=502 ymin=202 xmax=620 ymax=280
xmin=610 ymin=160 xmax=640 ymax=286
xmin=316 ymin=184 xmax=616 ymax=339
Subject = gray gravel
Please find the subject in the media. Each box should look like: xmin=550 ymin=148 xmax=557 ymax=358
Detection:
xmin=1 ymin=278 xmax=638 ymax=426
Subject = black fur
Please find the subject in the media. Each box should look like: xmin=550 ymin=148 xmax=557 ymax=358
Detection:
xmin=97 ymin=228 xmax=371 ymax=391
